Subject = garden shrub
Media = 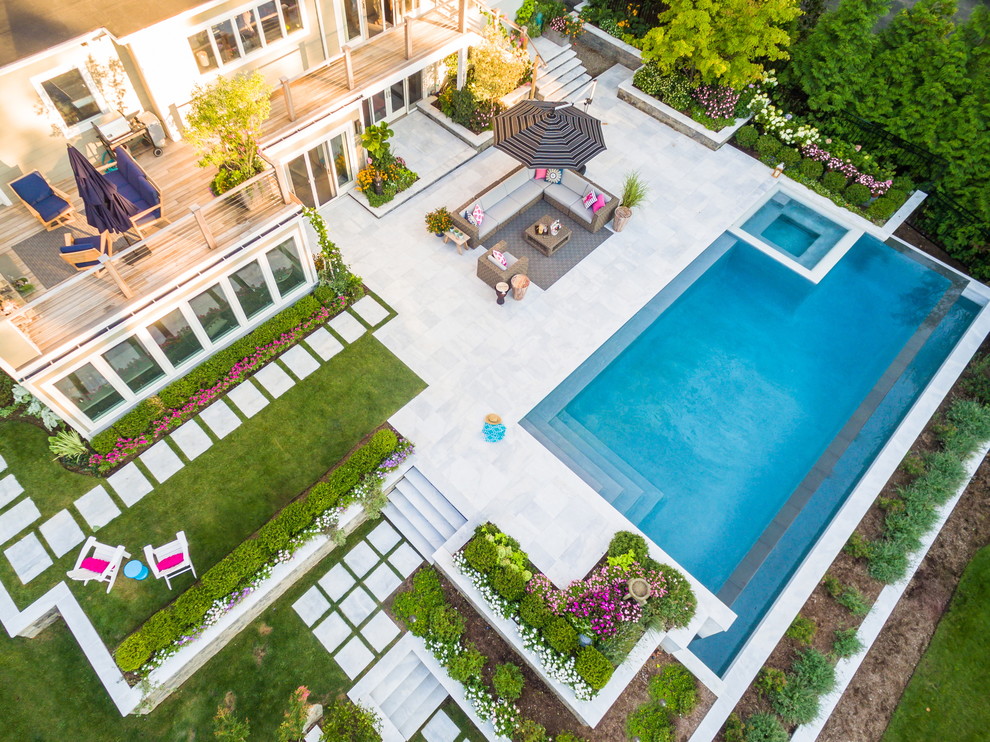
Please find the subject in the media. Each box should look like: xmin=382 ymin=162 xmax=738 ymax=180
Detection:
xmin=492 ymin=565 xmax=527 ymax=602
xmin=170 ymin=587 xmax=212 ymax=628
xmin=940 ymin=399 xmax=990 ymax=457
xmin=543 ymin=616 xmax=579 ymax=654
xmin=799 ymin=158 xmax=825 ymax=180
xmin=786 ymin=615 xmax=817 ymax=645
xmin=512 ymin=719 xmax=548 ymax=742
xmin=755 ymin=667 xmax=786 ymax=697
xmin=822 ymin=574 xmax=843 ymax=598
xmin=257 ymin=519 xmax=291 ymax=552
xmin=464 ymin=535 xmax=499 ymax=574
xmin=632 ymin=64 xmax=692 ymax=110
xmin=446 ymin=643 xmax=486 ymax=682
xmin=754 ymin=135 xmax=782 ymax=159
xmin=642 ymin=564 xmax=697 ymax=629
xmin=319 ymin=698 xmax=382 ymax=742
xmin=429 ymin=605 xmax=465 ymax=643
xmin=142 ymin=609 xmax=179 ymax=653
xmin=114 ymin=633 xmax=150 ymax=672
xmin=519 ymin=591 xmax=552 ymax=629
xmin=625 ymin=701 xmax=673 ymax=742
xmin=493 ymin=662 xmax=525 ymax=701
xmin=90 ymin=429 xmax=121 ymax=454
xmin=843 ymin=532 xmax=870 ymax=559
xmin=554 ymin=734 xmax=587 ymax=742
xmin=845 ymin=183 xmax=872 ymax=205
xmin=735 ymin=125 xmax=759 ymax=149
xmin=575 ymin=646 xmax=613 ymax=690
xmin=779 ymin=147 xmax=802 ymax=169
xmin=899 ymin=451 xmax=926 ymax=477
xmin=866 ymin=196 xmax=898 ymax=221
xmin=723 ymin=713 xmax=745 ymax=742
xmin=769 ymin=677 xmax=819 ymax=725
xmin=886 ymin=188 xmax=909 ymax=209
xmin=832 ymin=628 xmax=863 ymax=659
xmin=0 ymin=372 xmax=14 ymax=407
xmin=867 ymin=538 xmax=910 ymax=583
xmin=599 ymin=620 xmax=645 ymax=665
xmin=608 ymin=531 xmax=648 ymax=561
xmin=959 ymin=355 xmax=990 ymax=404
xmin=648 ymin=664 xmax=696 ymax=715
xmin=113 ymin=399 xmax=161 ymax=437
xmin=835 ymin=586 xmax=870 ymax=617
xmin=744 ymin=712 xmax=788 ymax=742
xmin=792 ymin=648 xmax=836 ymax=695
xmin=821 ymin=170 xmax=848 ymax=193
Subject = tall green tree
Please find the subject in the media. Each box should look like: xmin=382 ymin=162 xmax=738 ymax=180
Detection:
xmin=638 ymin=0 xmax=802 ymax=89
xmin=784 ymin=0 xmax=889 ymax=111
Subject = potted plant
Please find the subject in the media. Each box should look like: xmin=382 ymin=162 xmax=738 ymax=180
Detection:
xmin=613 ymin=171 xmax=649 ymax=232
xmin=425 ymin=207 xmax=453 ymax=235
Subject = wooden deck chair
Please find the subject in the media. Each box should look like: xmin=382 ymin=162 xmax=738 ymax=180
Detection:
xmin=66 ymin=537 xmax=129 ymax=593
xmin=143 ymin=531 xmax=196 ymax=589
xmin=9 ymin=171 xmax=76 ymax=230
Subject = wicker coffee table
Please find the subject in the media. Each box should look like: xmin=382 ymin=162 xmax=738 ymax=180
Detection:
xmin=524 ymin=215 xmax=571 ymax=257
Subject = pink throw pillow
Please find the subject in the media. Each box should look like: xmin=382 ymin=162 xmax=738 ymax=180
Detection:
xmin=156 ymin=553 xmax=185 ymax=571
xmin=582 ymin=189 xmax=598 ymax=209
xmin=471 ymin=204 xmax=485 ymax=226
xmin=592 ymin=193 xmax=607 ymax=213
xmin=80 ymin=557 xmax=110 ymax=574
xmin=490 ymin=249 xmax=508 ymax=269
xmin=535 ymin=168 xmax=547 ymax=180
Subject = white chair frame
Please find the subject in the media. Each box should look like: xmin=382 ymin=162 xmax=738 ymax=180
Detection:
xmin=66 ymin=537 xmax=129 ymax=593
xmin=143 ymin=530 xmax=196 ymax=589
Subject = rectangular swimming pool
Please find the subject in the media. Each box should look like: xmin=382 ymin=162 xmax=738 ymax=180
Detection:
xmin=524 ymin=228 xmax=980 ymax=671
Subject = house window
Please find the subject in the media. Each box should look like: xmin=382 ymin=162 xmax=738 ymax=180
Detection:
xmin=190 ymin=284 xmax=240 ymax=342
xmin=54 ymin=363 xmax=124 ymax=420
xmin=266 ymin=241 xmax=306 ymax=297
xmin=103 ymin=338 xmax=165 ymax=393
xmin=189 ymin=0 xmax=304 ymax=72
xmin=148 ymin=308 xmax=203 ymax=367
xmin=41 ymin=69 xmax=101 ymax=127
xmin=230 ymin=261 xmax=273 ymax=319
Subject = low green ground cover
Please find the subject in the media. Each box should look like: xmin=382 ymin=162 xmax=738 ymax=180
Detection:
xmin=883 ymin=545 xmax=990 ymax=742
xmin=0 ymin=335 xmax=424 ymax=646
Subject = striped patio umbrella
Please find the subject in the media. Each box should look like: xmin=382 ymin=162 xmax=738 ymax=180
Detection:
xmin=493 ymin=100 xmax=606 ymax=170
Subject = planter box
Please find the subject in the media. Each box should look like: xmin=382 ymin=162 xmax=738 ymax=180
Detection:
xmin=574 ymin=13 xmax=642 ymax=70
xmin=617 ymin=74 xmax=751 ymax=151
xmin=416 ymin=97 xmax=494 ymax=152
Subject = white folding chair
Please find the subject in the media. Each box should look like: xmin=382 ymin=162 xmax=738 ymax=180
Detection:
xmin=143 ymin=531 xmax=196 ymax=589
xmin=66 ymin=537 xmax=129 ymax=593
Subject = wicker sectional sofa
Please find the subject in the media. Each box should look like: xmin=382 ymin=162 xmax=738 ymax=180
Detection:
xmin=451 ymin=165 xmax=618 ymax=248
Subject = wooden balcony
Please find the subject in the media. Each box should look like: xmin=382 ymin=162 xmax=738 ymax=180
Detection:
xmin=1 ymin=143 xmax=298 ymax=368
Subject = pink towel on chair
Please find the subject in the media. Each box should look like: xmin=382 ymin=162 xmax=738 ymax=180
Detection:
xmin=80 ymin=557 xmax=110 ymax=574
xmin=157 ymin=554 xmax=185 ymax=571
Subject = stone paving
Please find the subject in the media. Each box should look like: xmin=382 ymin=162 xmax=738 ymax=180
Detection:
xmin=141 ymin=440 xmax=185 ymax=484
xmin=198 ymin=399 xmax=241 ymax=439
xmin=304 ymin=327 xmax=344 ymax=362
xmin=281 ymin=344 xmax=321 ymax=380
xmin=73 ymin=486 xmax=120 ymax=530
xmin=4 ymin=533 xmax=52 ymax=583
xmin=226 ymin=379 xmax=270 ymax=418
xmin=254 ymin=362 xmax=296 ymax=398
xmin=170 ymin=420 xmax=213 ymax=460
xmin=351 ymin=295 xmax=391 ymax=327
xmin=38 ymin=510 xmax=85 ymax=558
xmin=329 ymin=311 xmax=367 ymax=344
xmin=421 ymin=709 xmax=466 ymax=742
xmin=0 ymin=473 xmax=24 ymax=509
xmin=0 ymin=499 xmax=40 ymax=545
xmin=107 ymin=463 xmax=153 ymax=508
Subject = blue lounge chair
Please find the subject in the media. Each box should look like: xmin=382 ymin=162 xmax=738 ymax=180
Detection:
xmin=9 ymin=171 xmax=76 ymax=230
xmin=61 ymin=232 xmax=110 ymax=271
xmin=98 ymin=146 xmax=168 ymax=238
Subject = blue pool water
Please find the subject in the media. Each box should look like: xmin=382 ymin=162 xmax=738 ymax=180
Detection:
xmin=741 ymin=192 xmax=849 ymax=268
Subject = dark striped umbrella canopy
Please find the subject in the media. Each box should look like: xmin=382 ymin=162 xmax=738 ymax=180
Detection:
xmin=493 ymin=100 xmax=606 ymax=170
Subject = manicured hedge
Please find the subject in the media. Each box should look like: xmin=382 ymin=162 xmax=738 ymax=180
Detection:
xmin=114 ymin=427 xmax=399 ymax=673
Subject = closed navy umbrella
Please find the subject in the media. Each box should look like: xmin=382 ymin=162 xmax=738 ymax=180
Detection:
xmin=493 ymin=100 xmax=606 ymax=170
xmin=67 ymin=144 xmax=136 ymax=235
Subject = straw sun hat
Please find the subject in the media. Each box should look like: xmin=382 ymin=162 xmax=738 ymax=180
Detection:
xmin=485 ymin=413 xmax=503 ymax=425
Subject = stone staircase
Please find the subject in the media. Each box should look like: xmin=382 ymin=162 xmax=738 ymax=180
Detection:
xmin=350 ymin=635 xmax=448 ymax=741
xmin=384 ymin=467 xmax=467 ymax=562
xmin=531 ymin=36 xmax=594 ymax=103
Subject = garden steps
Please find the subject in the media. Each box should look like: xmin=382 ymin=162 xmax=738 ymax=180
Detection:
xmin=385 ymin=467 xmax=467 ymax=562
xmin=369 ymin=646 xmax=422 ymax=706
xmin=530 ymin=37 xmax=592 ymax=104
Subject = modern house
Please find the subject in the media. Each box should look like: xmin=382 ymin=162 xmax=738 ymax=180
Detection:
xmin=0 ymin=0 xmax=485 ymax=435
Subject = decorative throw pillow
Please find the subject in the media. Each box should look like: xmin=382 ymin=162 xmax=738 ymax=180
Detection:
xmin=535 ymin=168 xmax=547 ymax=180
xmin=582 ymin=188 xmax=598 ymax=208
xmin=156 ymin=553 xmax=185 ymax=571
xmin=490 ymin=249 xmax=508 ymax=269
xmin=465 ymin=210 xmax=476 ymax=226
xmin=545 ymin=168 xmax=562 ymax=184
xmin=471 ymin=203 xmax=485 ymax=226
xmin=592 ymin=193 xmax=607 ymax=213
xmin=80 ymin=557 xmax=110 ymax=574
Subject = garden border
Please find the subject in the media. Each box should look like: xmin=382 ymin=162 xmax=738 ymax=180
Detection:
xmin=572 ymin=8 xmax=643 ymax=70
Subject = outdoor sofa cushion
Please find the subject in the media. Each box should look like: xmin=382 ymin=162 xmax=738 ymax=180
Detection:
xmin=80 ymin=557 xmax=110 ymax=574
xmin=34 ymin=195 xmax=72 ymax=222
xmin=11 ymin=172 xmax=50 ymax=205
xmin=156 ymin=553 xmax=185 ymax=571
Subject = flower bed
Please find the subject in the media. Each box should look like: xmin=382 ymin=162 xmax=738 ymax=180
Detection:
xmin=113 ymin=427 xmax=413 ymax=676
xmin=87 ymin=286 xmax=360 ymax=473
xmin=632 ymin=62 xmax=755 ymax=133
xmin=356 ymin=157 xmax=419 ymax=208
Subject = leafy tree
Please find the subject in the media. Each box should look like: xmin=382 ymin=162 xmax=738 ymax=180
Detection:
xmin=784 ymin=0 xmax=890 ymax=110
xmin=638 ymin=0 xmax=801 ymax=89
xmin=320 ymin=698 xmax=383 ymax=742
xmin=469 ymin=27 xmax=531 ymax=102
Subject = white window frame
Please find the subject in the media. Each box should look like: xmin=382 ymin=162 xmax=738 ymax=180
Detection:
xmin=31 ymin=63 xmax=109 ymax=138
xmin=189 ymin=0 xmax=308 ymax=75
xmin=279 ymin=123 xmax=358 ymax=206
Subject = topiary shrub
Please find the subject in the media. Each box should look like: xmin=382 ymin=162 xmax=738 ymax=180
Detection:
xmin=320 ymin=698 xmax=382 ymax=742
xmin=519 ymin=591 xmax=552 ymax=629
xmin=493 ymin=662 xmax=526 ymax=701
xmin=821 ymin=170 xmax=848 ymax=193
xmin=90 ymin=429 xmax=121 ymax=454
xmin=769 ymin=677 xmax=819 ymax=725
xmin=866 ymin=195 xmax=898 ymax=222
xmin=831 ymin=628 xmax=863 ymax=659
xmin=446 ymin=643 xmax=486 ymax=682
xmin=779 ymin=147 xmax=802 ymax=169
xmin=755 ymin=666 xmax=787 ymax=697
xmin=608 ymin=531 xmax=648 ymax=560
xmin=754 ymin=135 xmax=782 ymax=159
xmin=845 ymin=182 xmax=872 ymax=205
xmin=114 ymin=633 xmax=151 ymax=672
xmin=625 ymin=701 xmax=673 ymax=742
xmin=785 ymin=615 xmax=817 ymax=645
xmin=464 ymin=535 xmax=499 ymax=574
xmin=648 ymin=664 xmax=696 ymax=715
xmin=744 ymin=712 xmax=788 ymax=742
xmin=574 ymin=646 xmax=613 ymax=690
xmin=512 ymin=719 xmax=548 ymax=742
xmin=642 ymin=564 xmax=697 ymax=630
xmin=799 ymin=158 xmax=825 ymax=180
xmin=885 ymin=188 xmax=909 ymax=209
xmin=735 ymin=125 xmax=759 ymax=149
xmin=428 ymin=605 xmax=465 ymax=643
xmin=492 ymin=565 xmax=527 ymax=602
xmin=543 ymin=616 xmax=579 ymax=654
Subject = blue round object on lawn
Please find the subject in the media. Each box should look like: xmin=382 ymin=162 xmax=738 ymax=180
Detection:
xmin=124 ymin=559 xmax=149 ymax=580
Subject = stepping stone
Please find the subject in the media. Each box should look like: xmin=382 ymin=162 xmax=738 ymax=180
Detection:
xmin=140 ymin=440 xmax=184 ymax=483
xmin=319 ymin=562 xmax=355 ymax=602
xmin=0 ymin=453 xmax=5 ymax=471
xmin=313 ymin=611 xmax=351 ymax=654
xmin=199 ymin=399 xmax=241 ymax=439
xmin=170 ymin=420 xmax=212 ymax=460
xmin=351 ymin=295 xmax=390 ymax=327
xmin=293 ymin=585 xmax=331 ymax=627
xmin=0 ymin=473 xmax=24 ymax=509
xmin=334 ymin=636 xmax=374 ymax=679
xmin=329 ymin=312 xmax=366 ymax=344
xmin=74 ymin=486 xmax=120 ymax=530
xmin=364 ymin=563 xmax=401 ymax=599
xmin=344 ymin=541 xmax=379 ymax=577
xmin=0 ymin=498 xmax=41 ymax=545
xmin=255 ymin=363 xmax=295 ymax=398
xmin=227 ymin=380 xmax=269 ymax=418
xmin=38 ymin=510 xmax=84 ymax=558
xmin=304 ymin=327 xmax=343 ymax=362
xmin=108 ymin=463 xmax=153 ymax=507
xmin=422 ymin=709 xmax=460 ymax=742
xmin=361 ymin=610 xmax=399 ymax=653
xmin=339 ymin=586 xmax=377 ymax=626
xmin=281 ymin=345 xmax=321 ymax=380
xmin=367 ymin=521 xmax=401 ymax=556
xmin=304 ymin=727 xmax=322 ymax=742
xmin=4 ymin=533 xmax=52 ymax=584
xmin=388 ymin=542 xmax=424 ymax=579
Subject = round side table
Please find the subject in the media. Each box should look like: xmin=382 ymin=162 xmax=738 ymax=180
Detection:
xmin=123 ymin=559 xmax=149 ymax=580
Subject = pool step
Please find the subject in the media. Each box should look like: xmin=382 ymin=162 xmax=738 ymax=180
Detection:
xmin=384 ymin=466 xmax=467 ymax=562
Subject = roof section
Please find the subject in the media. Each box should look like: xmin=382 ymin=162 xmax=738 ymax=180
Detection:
xmin=0 ymin=0 xmax=207 ymax=68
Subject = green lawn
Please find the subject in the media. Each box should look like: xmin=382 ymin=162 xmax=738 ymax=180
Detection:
xmin=0 ymin=334 xmax=425 ymax=646
xmin=0 ymin=519 xmax=379 ymax=742
xmin=883 ymin=545 xmax=990 ymax=741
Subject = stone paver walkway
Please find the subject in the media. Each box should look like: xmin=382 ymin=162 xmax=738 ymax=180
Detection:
xmin=73 ymin=486 xmax=120 ymax=530
xmin=422 ymin=709 xmax=467 ymax=742
xmin=305 ymin=327 xmax=344 ymax=361
xmin=255 ymin=363 xmax=295 ymax=398
xmin=351 ymin=295 xmax=390 ymax=327
xmin=0 ymin=473 xmax=24 ymax=509
xmin=141 ymin=441 xmax=184 ymax=484
xmin=227 ymin=380 xmax=269 ymax=418
xmin=38 ymin=510 xmax=84 ymax=558
xmin=5 ymin=533 xmax=53 ymax=583
xmin=107 ymin=463 xmax=153 ymax=507
xmin=0 ymin=498 xmax=40 ymax=545
xmin=281 ymin=345 xmax=321 ymax=380
xmin=198 ymin=399 xmax=241 ymax=439
xmin=329 ymin=311 xmax=367 ymax=344
xmin=170 ymin=420 xmax=213 ymax=460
